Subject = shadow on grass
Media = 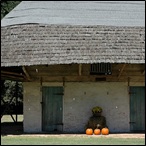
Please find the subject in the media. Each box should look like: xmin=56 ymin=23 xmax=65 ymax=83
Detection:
xmin=1 ymin=122 xmax=23 ymax=136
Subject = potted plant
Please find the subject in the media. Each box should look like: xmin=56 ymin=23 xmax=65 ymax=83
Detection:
xmin=92 ymin=106 xmax=102 ymax=117
xmin=85 ymin=106 xmax=108 ymax=131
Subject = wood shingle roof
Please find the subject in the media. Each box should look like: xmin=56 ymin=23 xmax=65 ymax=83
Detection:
xmin=1 ymin=1 xmax=145 ymax=67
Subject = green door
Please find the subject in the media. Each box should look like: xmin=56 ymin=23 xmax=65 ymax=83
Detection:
xmin=130 ymin=86 xmax=145 ymax=132
xmin=42 ymin=86 xmax=63 ymax=132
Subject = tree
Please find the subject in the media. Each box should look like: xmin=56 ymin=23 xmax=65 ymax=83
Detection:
xmin=1 ymin=1 xmax=23 ymax=116
xmin=1 ymin=80 xmax=23 ymax=115
xmin=1 ymin=1 xmax=21 ymax=19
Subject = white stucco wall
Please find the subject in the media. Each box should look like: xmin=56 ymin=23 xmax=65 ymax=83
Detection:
xmin=23 ymin=82 xmax=42 ymax=133
xmin=23 ymin=81 xmax=144 ymax=133
xmin=63 ymin=82 xmax=130 ymax=133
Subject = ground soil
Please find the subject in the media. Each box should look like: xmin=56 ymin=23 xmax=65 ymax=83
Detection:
xmin=1 ymin=122 xmax=145 ymax=138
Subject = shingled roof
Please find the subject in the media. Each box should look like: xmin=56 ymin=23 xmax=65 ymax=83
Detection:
xmin=1 ymin=1 xmax=145 ymax=67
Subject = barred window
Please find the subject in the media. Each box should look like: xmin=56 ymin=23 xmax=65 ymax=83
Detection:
xmin=90 ymin=63 xmax=112 ymax=75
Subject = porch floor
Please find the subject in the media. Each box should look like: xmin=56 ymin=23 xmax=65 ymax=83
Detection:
xmin=1 ymin=122 xmax=145 ymax=138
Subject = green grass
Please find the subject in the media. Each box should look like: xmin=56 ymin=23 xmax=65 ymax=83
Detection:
xmin=1 ymin=115 xmax=23 ymax=123
xmin=1 ymin=136 xmax=145 ymax=145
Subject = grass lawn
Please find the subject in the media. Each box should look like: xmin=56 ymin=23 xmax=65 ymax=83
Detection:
xmin=1 ymin=115 xmax=23 ymax=123
xmin=1 ymin=135 xmax=145 ymax=145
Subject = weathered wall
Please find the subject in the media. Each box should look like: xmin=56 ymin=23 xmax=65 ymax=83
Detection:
xmin=23 ymin=82 xmax=42 ymax=133
xmin=23 ymin=81 xmax=144 ymax=133
xmin=63 ymin=82 xmax=130 ymax=133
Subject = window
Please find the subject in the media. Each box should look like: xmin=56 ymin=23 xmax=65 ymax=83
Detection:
xmin=90 ymin=63 xmax=112 ymax=75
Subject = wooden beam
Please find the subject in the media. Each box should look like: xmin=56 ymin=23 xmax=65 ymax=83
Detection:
xmin=1 ymin=70 xmax=24 ymax=77
xmin=26 ymin=74 xmax=144 ymax=82
xmin=118 ymin=64 xmax=126 ymax=79
xmin=22 ymin=66 xmax=31 ymax=81
xmin=79 ymin=64 xmax=82 ymax=76
xmin=142 ymin=70 xmax=145 ymax=75
xmin=1 ymin=70 xmax=26 ymax=81
xmin=1 ymin=74 xmax=25 ymax=81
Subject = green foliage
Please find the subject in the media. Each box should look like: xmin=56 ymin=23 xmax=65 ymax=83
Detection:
xmin=1 ymin=80 xmax=23 ymax=114
xmin=1 ymin=1 xmax=22 ymax=114
xmin=1 ymin=1 xmax=21 ymax=19
xmin=1 ymin=80 xmax=23 ymax=103
xmin=92 ymin=106 xmax=102 ymax=113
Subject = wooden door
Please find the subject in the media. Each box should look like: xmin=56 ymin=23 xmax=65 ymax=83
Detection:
xmin=42 ymin=86 xmax=63 ymax=132
xmin=129 ymin=86 xmax=145 ymax=132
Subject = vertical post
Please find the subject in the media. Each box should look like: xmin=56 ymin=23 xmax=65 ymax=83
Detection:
xmin=79 ymin=64 xmax=82 ymax=76
xmin=127 ymin=77 xmax=130 ymax=93
xmin=40 ymin=77 xmax=42 ymax=92
xmin=15 ymin=81 xmax=18 ymax=123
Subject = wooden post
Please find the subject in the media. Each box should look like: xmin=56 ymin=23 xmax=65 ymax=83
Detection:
xmin=127 ymin=77 xmax=130 ymax=93
xmin=40 ymin=77 xmax=42 ymax=92
xmin=118 ymin=64 xmax=126 ymax=79
xmin=15 ymin=81 xmax=18 ymax=123
xmin=79 ymin=64 xmax=82 ymax=76
xmin=22 ymin=66 xmax=31 ymax=81
xmin=63 ymin=77 xmax=65 ymax=87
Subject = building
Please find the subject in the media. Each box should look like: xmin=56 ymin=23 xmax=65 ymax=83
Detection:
xmin=1 ymin=1 xmax=145 ymax=133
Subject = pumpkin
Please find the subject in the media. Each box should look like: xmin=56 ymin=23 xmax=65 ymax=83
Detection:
xmin=86 ymin=128 xmax=93 ymax=135
xmin=101 ymin=127 xmax=109 ymax=135
xmin=94 ymin=128 xmax=101 ymax=135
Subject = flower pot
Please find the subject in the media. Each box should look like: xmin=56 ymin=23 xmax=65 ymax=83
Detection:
xmin=93 ymin=112 xmax=102 ymax=117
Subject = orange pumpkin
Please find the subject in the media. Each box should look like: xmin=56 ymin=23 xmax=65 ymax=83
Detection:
xmin=86 ymin=128 xmax=93 ymax=135
xmin=101 ymin=127 xmax=109 ymax=135
xmin=94 ymin=128 xmax=101 ymax=135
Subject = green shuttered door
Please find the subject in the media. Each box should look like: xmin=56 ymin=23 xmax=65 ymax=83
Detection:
xmin=42 ymin=86 xmax=63 ymax=132
xmin=130 ymin=86 xmax=145 ymax=132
